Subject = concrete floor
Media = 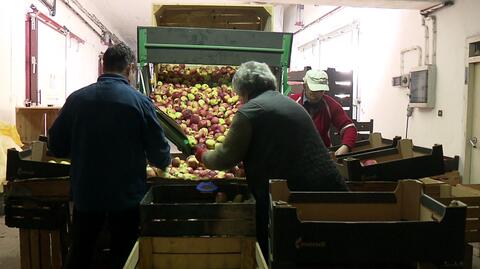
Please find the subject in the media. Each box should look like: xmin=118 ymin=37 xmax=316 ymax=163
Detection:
xmin=1 ymin=214 xmax=480 ymax=269
xmin=0 ymin=216 xmax=20 ymax=269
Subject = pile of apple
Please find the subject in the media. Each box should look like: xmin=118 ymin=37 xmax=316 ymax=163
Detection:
xmin=146 ymin=156 xmax=245 ymax=180
xmin=156 ymin=64 xmax=236 ymax=87
xmin=151 ymin=64 xmax=241 ymax=150
xmin=149 ymin=64 xmax=246 ymax=180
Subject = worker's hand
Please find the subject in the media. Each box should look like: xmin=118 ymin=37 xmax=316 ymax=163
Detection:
xmin=334 ymin=145 xmax=350 ymax=156
xmin=195 ymin=145 xmax=208 ymax=163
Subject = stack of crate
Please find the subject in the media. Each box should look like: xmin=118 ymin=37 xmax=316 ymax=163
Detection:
xmin=4 ymin=143 xmax=71 ymax=269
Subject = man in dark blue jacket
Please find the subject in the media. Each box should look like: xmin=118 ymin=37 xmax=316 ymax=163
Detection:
xmin=48 ymin=43 xmax=171 ymax=269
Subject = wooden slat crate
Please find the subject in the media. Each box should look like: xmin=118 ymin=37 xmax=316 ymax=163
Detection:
xmin=4 ymin=178 xmax=70 ymax=269
xmin=125 ymin=240 xmax=266 ymax=269
xmin=138 ymin=236 xmax=255 ymax=269
xmin=19 ymin=229 xmax=66 ymax=269
xmin=269 ymin=179 xmax=467 ymax=268
xmin=138 ymin=182 xmax=256 ymax=269
xmin=140 ymin=182 xmax=255 ymax=237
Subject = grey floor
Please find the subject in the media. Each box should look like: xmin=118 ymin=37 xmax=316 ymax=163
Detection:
xmin=0 ymin=216 xmax=20 ymax=269
xmin=1 ymin=215 xmax=480 ymax=269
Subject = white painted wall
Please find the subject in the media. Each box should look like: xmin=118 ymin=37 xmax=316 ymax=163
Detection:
xmin=0 ymin=0 xmax=120 ymax=124
xmin=284 ymin=0 xmax=480 ymax=175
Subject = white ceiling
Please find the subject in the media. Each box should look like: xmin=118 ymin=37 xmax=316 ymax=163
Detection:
xmin=86 ymin=0 xmax=443 ymax=47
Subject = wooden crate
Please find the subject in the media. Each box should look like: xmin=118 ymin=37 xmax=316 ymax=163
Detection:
xmin=15 ymin=106 xmax=61 ymax=145
xmin=125 ymin=239 xmax=266 ymax=269
xmin=138 ymin=236 xmax=256 ymax=269
xmin=269 ymin=179 xmax=467 ymax=268
xmin=4 ymin=177 xmax=70 ymax=230
xmin=138 ymin=182 xmax=256 ymax=268
xmin=4 ymin=178 xmax=70 ymax=269
xmin=19 ymin=228 xmax=66 ymax=269
xmin=141 ymin=182 xmax=255 ymax=237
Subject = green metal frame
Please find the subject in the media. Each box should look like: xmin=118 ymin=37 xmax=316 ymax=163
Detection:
xmin=144 ymin=43 xmax=285 ymax=53
xmin=138 ymin=28 xmax=148 ymax=65
xmin=281 ymin=34 xmax=293 ymax=94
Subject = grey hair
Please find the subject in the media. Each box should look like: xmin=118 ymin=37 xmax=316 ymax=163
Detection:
xmin=232 ymin=61 xmax=277 ymax=97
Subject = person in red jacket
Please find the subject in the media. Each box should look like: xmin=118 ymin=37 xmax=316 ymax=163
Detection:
xmin=289 ymin=69 xmax=357 ymax=155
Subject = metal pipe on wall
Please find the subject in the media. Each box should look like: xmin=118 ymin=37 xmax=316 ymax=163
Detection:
xmin=430 ymin=16 xmax=437 ymax=65
xmin=61 ymin=0 xmax=102 ymax=39
xmin=69 ymin=0 xmax=121 ymax=44
xmin=294 ymin=6 xmax=343 ymax=35
xmin=422 ymin=15 xmax=437 ymax=66
xmin=400 ymin=46 xmax=422 ymax=75
xmin=420 ymin=1 xmax=454 ymax=17
xmin=422 ymin=17 xmax=429 ymax=65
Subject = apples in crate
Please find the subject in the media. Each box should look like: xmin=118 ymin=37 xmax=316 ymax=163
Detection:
xmin=47 ymin=159 xmax=70 ymax=165
xmin=146 ymin=156 xmax=245 ymax=180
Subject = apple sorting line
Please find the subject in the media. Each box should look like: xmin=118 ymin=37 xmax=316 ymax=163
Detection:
xmin=147 ymin=64 xmax=245 ymax=180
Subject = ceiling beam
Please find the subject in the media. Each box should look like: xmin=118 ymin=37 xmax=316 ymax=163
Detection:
xmin=153 ymin=0 xmax=444 ymax=10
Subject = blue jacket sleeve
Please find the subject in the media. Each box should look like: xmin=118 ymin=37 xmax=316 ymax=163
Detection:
xmin=142 ymin=100 xmax=171 ymax=170
xmin=48 ymin=99 xmax=73 ymax=158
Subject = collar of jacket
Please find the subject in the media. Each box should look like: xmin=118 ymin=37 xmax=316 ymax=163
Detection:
xmin=302 ymin=92 xmax=331 ymax=119
xmin=302 ymin=91 xmax=325 ymax=106
xmin=97 ymin=73 xmax=129 ymax=85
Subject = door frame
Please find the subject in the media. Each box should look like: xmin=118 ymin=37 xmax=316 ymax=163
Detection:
xmin=463 ymin=35 xmax=480 ymax=183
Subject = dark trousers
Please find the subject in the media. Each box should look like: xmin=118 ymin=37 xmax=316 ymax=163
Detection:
xmin=66 ymin=206 xmax=140 ymax=269
xmin=254 ymin=188 xmax=270 ymax=262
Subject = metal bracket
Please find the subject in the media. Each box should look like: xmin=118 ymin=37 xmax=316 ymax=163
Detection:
xmin=470 ymin=137 xmax=478 ymax=148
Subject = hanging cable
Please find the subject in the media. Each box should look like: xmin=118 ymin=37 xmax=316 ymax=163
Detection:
xmin=405 ymin=115 xmax=409 ymax=138
xmin=405 ymin=105 xmax=413 ymax=138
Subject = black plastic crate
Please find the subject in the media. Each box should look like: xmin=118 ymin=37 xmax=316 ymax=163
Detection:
xmin=141 ymin=181 xmax=255 ymax=236
xmin=6 ymin=148 xmax=70 ymax=181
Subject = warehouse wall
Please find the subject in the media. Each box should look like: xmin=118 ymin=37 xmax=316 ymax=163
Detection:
xmin=0 ymin=0 xmax=122 ymax=124
xmin=284 ymin=0 xmax=480 ymax=175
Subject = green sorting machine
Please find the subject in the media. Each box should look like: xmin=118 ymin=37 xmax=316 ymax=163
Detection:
xmin=137 ymin=26 xmax=293 ymax=155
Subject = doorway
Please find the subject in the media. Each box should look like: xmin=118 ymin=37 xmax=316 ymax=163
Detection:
xmin=464 ymin=36 xmax=480 ymax=183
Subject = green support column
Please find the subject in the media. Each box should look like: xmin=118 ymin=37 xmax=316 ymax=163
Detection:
xmin=281 ymin=34 xmax=293 ymax=95
xmin=138 ymin=28 xmax=147 ymax=65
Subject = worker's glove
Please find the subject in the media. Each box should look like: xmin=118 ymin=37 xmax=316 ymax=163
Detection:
xmin=334 ymin=144 xmax=350 ymax=156
xmin=195 ymin=145 xmax=208 ymax=163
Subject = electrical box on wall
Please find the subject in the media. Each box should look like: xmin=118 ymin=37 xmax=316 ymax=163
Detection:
xmin=392 ymin=74 xmax=410 ymax=88
xmin=409 ymin=65 xmax=436 ymax=108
